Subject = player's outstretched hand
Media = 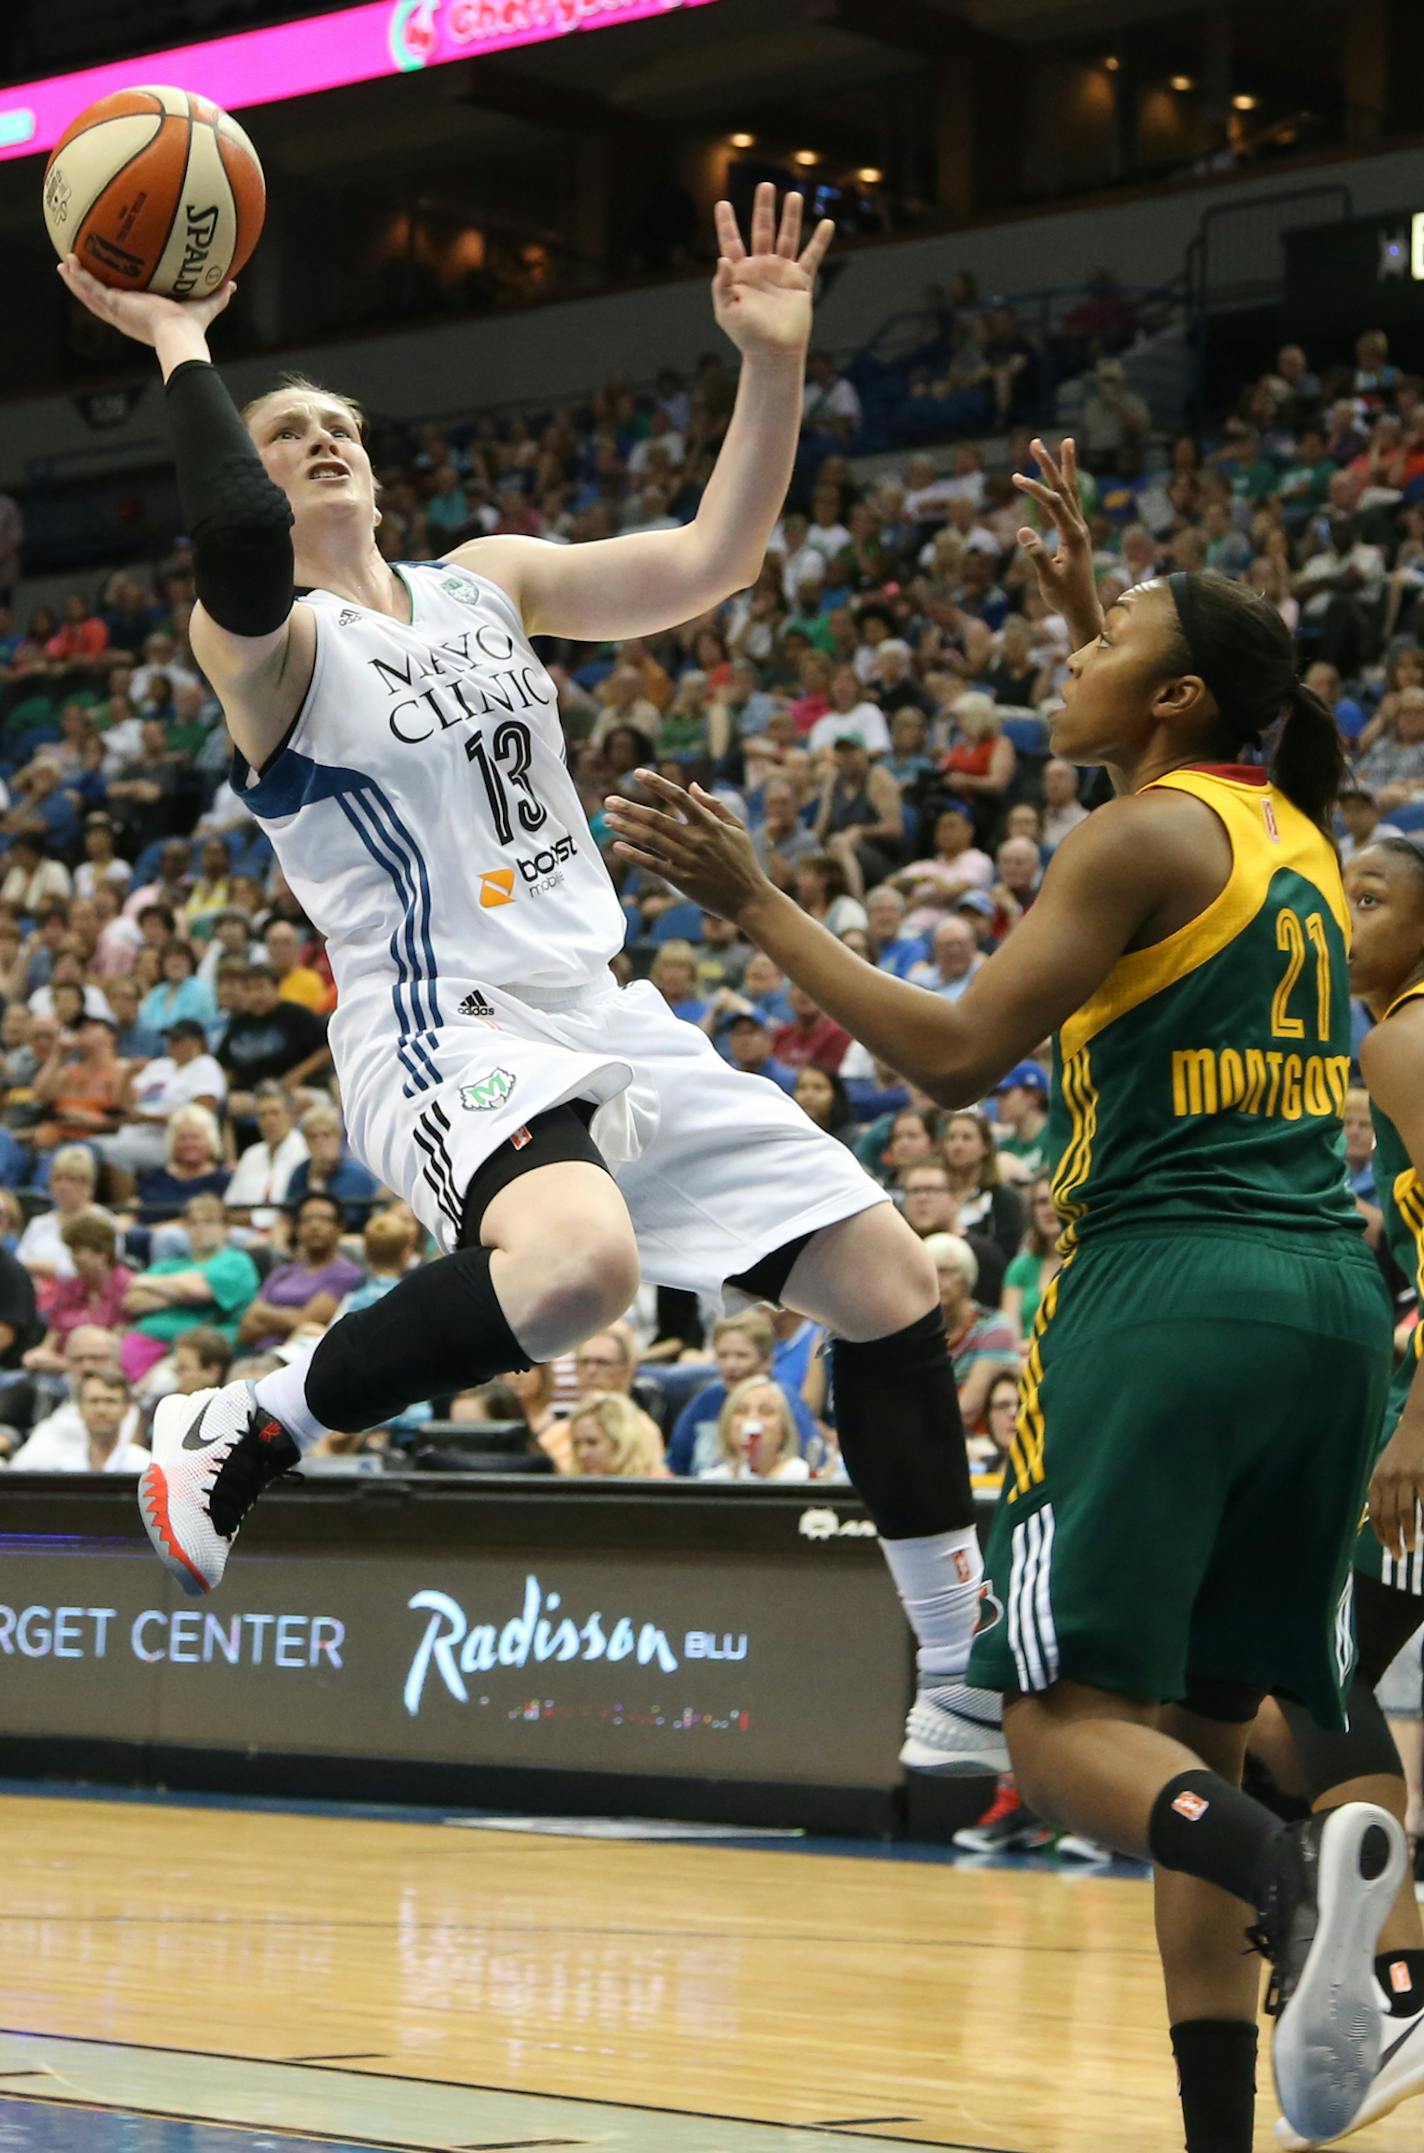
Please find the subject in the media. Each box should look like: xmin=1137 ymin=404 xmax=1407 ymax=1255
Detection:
xmin=711 ymin=182 xmax=834 ymax=361
xmin=57 ymin=253 xmax=236 ymax=349
xmin=1369 ymin=1415 xmax=1424 ymax=1562
xmin=607 ymin=773 xmax=773 ymax=924
xmin=1012 ymin=436 xmax=1102 ymax=649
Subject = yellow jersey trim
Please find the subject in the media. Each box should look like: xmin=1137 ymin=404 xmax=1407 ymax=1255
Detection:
xmin=1383 ymin=981 xmax=1424 ymax=1023
xmin=1058 ymin=771 xmax=1348 ymax=1064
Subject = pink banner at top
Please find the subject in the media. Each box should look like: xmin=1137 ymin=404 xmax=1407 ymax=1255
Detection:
xmin=0 ymin=0 xmax=724 ymax=163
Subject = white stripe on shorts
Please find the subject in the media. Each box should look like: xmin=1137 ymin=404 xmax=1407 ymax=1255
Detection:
xmin=1008 ymin=1505 xmax=1058 ymax=1694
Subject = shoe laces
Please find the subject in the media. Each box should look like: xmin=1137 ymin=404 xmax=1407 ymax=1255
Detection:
xmin=206 ymin=1415 xmax=301 ymax=1540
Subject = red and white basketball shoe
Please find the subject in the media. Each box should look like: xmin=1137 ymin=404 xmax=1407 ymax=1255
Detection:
xmin=138 ymin=1381 xmax=300 ymax=1597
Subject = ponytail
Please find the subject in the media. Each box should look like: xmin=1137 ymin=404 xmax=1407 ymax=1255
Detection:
xmin=1270 ymin=679 xmax=1346 ymax=834
xmin=1164 ymin=572 xmax=1345 ymax=830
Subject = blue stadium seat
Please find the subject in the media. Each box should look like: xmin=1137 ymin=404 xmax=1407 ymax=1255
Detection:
xmin=1390 ymin=802 xmax=1424 ymax=833
xmin=648 ymin=899 xmax=705 ymax=944
xmin=1000 ymin=713 xmax=1049 ymax=754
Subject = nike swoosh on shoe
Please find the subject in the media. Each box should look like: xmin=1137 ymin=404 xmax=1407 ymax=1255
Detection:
xmin=181 ymin=1401 xmax=221 ymax=1451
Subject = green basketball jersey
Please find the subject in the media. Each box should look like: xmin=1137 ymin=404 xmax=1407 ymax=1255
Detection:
xmin=1046 ymin=765 xmax=1360 ymax=1250
xmin=1371 ymin=981 xmax=1424 ymax=1411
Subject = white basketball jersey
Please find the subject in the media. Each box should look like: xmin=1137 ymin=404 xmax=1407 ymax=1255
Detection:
xmin=234 ymin=560 xmax=626 ymax=1093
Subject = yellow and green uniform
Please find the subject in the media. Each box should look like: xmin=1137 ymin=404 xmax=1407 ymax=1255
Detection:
xmin=969 ymin=767 xmax=1392 ymax=1727
xmin=1354 ymin=981 xmax=1424 ymax=1596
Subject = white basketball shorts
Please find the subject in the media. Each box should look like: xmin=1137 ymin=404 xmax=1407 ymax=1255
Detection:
xmin=339 ymin=972 xmax=887 ymax=1291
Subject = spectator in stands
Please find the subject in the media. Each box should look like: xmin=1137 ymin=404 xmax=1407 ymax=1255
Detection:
xmin=718 ymin=1010 xmax=796 ymax=1092
xmin=1358 ymin=686 xmax=1424 ymax=808
xmin=1342 ymin=1086 xmax=1381 ymax=1247
xmin=793 ymin=1064 xmax=855 ymax=1146
xmin=1 ymin=834 xmax=71 ymax=914
xmin=700 ymin=1375 xmax=810 ymax=1484
xmin=22 ymin=1208 xmax=133 ymax=1370
xmin=106 ymin=975 xmax=161 ymax=1063
xmin=237 ymin=1192 xmax=363 ymax=1354
xmin=802 ymin=350 xmax=863 ymax=441
xmin=95 ymin=1020 xmax=225 ymax=1198
xmin=942 ymin=1108 xmax=1026 ymax=1263
xmin=31 ymin=1014 xmax=126 ymax=1154
xmin=1040 ymin=759 xmax=1088 ymax=850
xmin=219 ymin=965 xmax=330 ymax=1115
xmin=1001 ymin=1179 xmax=1063 ymax=1347
xmin=981 ymin=1368 xmax=1023 ymax=1468
xmin=895 ymin=805 xmax=994 ymax=935
xmin=10 ymin=1362 xmax=146 ymax=1474
xmin=44 ymin=592 xmax=109 ymax=677
xmin=569 ymin=1323 xmax=668 ymax=1429
xmin=667 ymin=1310 xmax=820 ymax=1478
xmin=120 ymin=1186 xmax=259 ymax=1380
xmin=284 ymin=1103 xmax=380 ymax=1227
xmin=789 ymin=852 xmax=868 ymax=939
xmin=224 ymin=1082 xmax=309 ymax=1229
xmin=140 ymin=938 xmax=217 ymax=1036
xmin=770 ymin=982 xmax=851 ymax=1074
xmin=649 ymin=941 xmax=710 ymax=1025
xmin=814 ymin=738 xmax=904 ymax=889
xmin=264 ymin=919 xmax=327 ymax=1011
xmin=898 ymin=1158 xmax=956 ymax=1239
xmin=1338 ymin=784 xmax=1401 ymax=866
xmin=15 ymin=1146 xmax=104 ymax=1287
xmin=135 ymin=1103 xmax=230 ymax=1220
xmin=567 ymin=1391 xmax=667 ymax=1478
xmin=993 ymin=1061 xmax=1052 ymax=1177
xmin=994 ymin=833 xmax=1045 ymax=920
xmin=496 ymin=1362 xmax=563 ymax=1471
xmin=909 ymin=915 xmax=983 ymax=1002
xmin=1080 ymin=358 xmax=1150 ymax=477
xmin=172 ymin=1324 xmax=235 ymax=1395
xmin=925 ymin=1232 xmax=1019 ymax=1428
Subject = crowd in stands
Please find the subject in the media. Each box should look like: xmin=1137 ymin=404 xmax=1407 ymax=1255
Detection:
xmin=0 ymin=304 xmax=1418 ymax=1488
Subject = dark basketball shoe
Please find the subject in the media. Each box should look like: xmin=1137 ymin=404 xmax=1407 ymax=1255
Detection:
xmin=139 ymin=1382 xmax=300 ymax=1597
xmin=1253 ymin=1803 xmax=1405 ymax=2145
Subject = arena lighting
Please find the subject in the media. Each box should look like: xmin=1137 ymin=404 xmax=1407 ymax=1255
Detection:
xmin=792 ymin=149 xmax=819 ymax=167
xmin=1170 ymin=74 xmax=1194 ymax=92
xmin=728 ymin=131 xmax=755 ymax=148
xmin=0 ymin=0 xmax=727 ymax=164
xmin=1232 ymin=92 xmax=1259 ymax=111
xmin=856 ymin=165 xmax=883 ymax=184
xmin=1103 ymin=54 xmax=1120 ymax=71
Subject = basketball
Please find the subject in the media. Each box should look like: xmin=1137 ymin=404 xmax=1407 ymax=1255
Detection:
xmin=41 ymin=85 xmax=264 ymax=297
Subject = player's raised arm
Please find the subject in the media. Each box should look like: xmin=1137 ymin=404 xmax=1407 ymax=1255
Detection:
xmin=606 ymin=774 xmax=1198 ymax=1105
xmin=56 ymin=255 xmax=310 ymax=772
xmin=450 ymin=183 xmax=834 ymax=641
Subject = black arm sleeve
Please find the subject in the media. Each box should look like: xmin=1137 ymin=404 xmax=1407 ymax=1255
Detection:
xmin=165 ymin=359 xmax=295 ymax=637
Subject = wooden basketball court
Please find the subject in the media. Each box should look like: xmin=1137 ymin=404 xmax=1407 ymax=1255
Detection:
xmin=0 ymin=1789 xmax=1416 ymax=2152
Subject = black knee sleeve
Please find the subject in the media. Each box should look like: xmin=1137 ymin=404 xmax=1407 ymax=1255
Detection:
xmin=305 ymin=1242 xmax=527 ymax=1432
xmin=1281 ymin=1677 xmax=1405 ymax=1798
xmin=458 ymin=1100 xmax=605 ymax=1245
xmin=831 ymin=1307 xmax=974 ymax=1540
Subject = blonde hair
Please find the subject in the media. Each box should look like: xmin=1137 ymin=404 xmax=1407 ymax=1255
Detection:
xmin=566 ymin=1392 xmax=662 ymax=1477
xmin=166 ymin=1102 xmax=222 ymax=1166
xmin=51 ymin=1144 xmax=97 ymax=1186
xmin=951 ymin=691 xmax=1003 ymax=742
xmin=650 ymin=940 xmax=699 ymax=994
xmin=712 ymin=1309 xmax=775 ymax=1359
xmin=363 ymin=1209 xmax=415 ymax=1269
xmin=923 ymin=1232 xmax=978 ymax=1289
xmin=716 ymin=1376 xmax=800 ymax=1473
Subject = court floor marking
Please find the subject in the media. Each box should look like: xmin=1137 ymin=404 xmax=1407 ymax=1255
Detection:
xmin=0 ymin=2029 xmax=993 ymax=2151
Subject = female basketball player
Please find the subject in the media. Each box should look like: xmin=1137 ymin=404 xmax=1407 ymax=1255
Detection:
xmin=58 ymin=186 xmax=1003 ymax=1780
xmin=604 ymin=442 xmax=1403 ymax=2149
xmin=1272 ymin=834 xmax=1424 ymax=2148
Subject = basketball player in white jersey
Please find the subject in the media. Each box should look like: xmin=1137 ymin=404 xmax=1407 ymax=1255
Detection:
xmin=59 ymin=186 xmax=1003 ymax=1773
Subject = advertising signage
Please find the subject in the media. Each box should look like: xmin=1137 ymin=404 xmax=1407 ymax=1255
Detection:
xmin=0 ymin=1481 xmax=913 ymax=1814
xmin=0 ymin=0 xmax=726 ymax=164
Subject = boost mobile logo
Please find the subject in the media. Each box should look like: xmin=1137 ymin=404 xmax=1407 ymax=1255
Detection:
xmin=389 ymin=0 xmax=441 ymax=68
xmin=799 ymin=1507 xmax=877 ymax=1541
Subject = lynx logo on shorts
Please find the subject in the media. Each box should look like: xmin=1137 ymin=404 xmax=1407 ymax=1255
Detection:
xmin=460 ymin=1068 xmax=516 ymax=1113
xmin=478 ymin=868 xmax=516 ymax=908
xmin=1172 ymin=1791 xmax=1210 ymax=1822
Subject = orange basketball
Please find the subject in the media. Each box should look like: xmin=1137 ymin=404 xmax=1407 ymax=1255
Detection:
xmin=42 ymin=85 xmax=265 ymax=297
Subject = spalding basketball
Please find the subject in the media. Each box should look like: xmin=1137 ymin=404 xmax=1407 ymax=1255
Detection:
xmin=42 ymin=86 xmax=265 ymax=297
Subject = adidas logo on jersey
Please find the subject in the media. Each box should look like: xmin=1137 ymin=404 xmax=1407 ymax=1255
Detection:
xmin=459 ymin=990 xmax=495 ymax=1018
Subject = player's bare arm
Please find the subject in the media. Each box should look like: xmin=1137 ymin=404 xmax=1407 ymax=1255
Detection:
xmin=56 ymin=254 xmax=314 ymax=772
xmin=1361 ymin=997 xmax=1424 ymax=1558
xmin=607 ymin=775 xmax=1227 ymax=1105
xmin=449 ymin=183 xmax=834 ymax=642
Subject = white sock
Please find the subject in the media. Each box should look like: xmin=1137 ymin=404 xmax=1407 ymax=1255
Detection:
xmin=880 ymin=1526 xmax=984 ymax=1681
xmin=253 ymin=1363 xmax=332 ymax=1455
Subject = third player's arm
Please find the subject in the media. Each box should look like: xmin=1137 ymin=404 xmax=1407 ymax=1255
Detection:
xmin=1361 ymin=1001 xmax=1424 ymax=1556
xmin=607 ymin=778 xmax=1208 ymax=1105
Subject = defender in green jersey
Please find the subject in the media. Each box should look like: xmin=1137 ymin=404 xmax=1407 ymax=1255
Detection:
xmin=1274 ymin=838 xmax=1424 ymax=2148
xmin=607 ymin=442 xmax=1401 ymax=2152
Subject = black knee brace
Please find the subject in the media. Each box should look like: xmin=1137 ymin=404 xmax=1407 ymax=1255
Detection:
xmin=305 ymin=1242 xmax=527 ymax=1432
xmin=1280 ymin=1678 xmax=1406 ymax=1798
xmin=831 ymin=1307 xmax=975 ymax=1539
